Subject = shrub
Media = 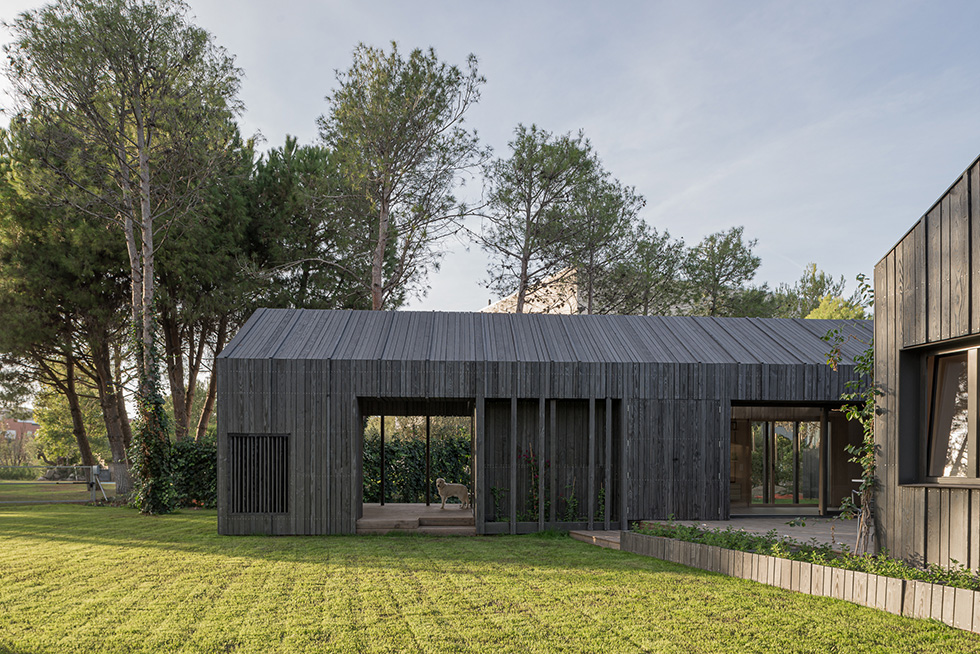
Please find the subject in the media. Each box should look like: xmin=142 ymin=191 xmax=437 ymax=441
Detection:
xmin=362 ymin=433 xmax=470 ymax=503
xmin=170 ymin=437 xmax=217 ymax=508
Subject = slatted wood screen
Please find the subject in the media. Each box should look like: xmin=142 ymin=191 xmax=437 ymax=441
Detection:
xmin=229 ymin=433 xmax=289 ymax=514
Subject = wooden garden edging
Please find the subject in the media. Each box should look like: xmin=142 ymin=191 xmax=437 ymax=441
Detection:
xmin=621 ymin=531 xmax=980 ymax=634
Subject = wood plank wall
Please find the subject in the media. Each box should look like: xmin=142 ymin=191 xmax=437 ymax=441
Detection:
xmin=876 ymin=156 xmax=980 ymax=569
xmin=218 ymin=356 xmax=863 ymax=535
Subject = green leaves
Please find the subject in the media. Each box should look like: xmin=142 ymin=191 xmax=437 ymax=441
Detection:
xmin=682 ymin=226 xmax=761 ymax=316
xmin=823 ymin=274 xmax=878 ymax=553
xmin=479 ymin=124 xmax=625 ymax=313
xmin=362 ymin=431 xmax=470 ymax=504
xmin=319 ymin=42 xmax=487 ymax=309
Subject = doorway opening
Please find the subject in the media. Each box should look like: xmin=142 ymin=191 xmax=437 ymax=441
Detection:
xmin=358 ymin=399 xmax=475 ymax=510
xmin=730 ymin=404 xmax=862 ymax=515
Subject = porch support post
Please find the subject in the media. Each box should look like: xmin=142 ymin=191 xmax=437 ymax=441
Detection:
xmin=475 ymin=396 xmax=486 ymax=535
xmin=588 ymin=396 xmax=596 ymax=530
xmin=380 ymin=413 xmax=385 ymax=507
xmin=605 ymin=397 xmax=612 ymax=531
xmin=793 ymin=421 xmax=800 ymax=504
xmin=510 ymin=396 xmax=518 ymax=534
xmin=820 ymin=407 xmax=829 ymax=515
xmin=425 ymin=412 xmax=431 ymax=506
xmin=538 ymin=397 xmax=545 ymax=530
xmin=549 ymin=399 xmax=557 ymax=525
xmin=620 ymin=398 xmax=628 ymax=529
xmin=766 ymin=422 xmax=774 ymax=504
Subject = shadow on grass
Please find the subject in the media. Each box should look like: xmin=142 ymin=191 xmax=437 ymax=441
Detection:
xmin=0 ymin=504 xmax=699 ymax=575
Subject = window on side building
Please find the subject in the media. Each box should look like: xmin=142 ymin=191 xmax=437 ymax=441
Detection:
xmin=926 ymin=349 xmax=976 ymax=480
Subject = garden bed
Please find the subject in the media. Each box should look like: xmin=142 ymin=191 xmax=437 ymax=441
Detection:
xmin=622 ymin=529 xmax=980 ymax=634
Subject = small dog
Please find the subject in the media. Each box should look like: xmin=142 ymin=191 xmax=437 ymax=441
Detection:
xmin=435 ymin=478 xmax=471 ymax=509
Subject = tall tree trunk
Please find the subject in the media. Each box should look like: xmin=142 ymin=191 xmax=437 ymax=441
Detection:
xmin=64 ymin=355 xmax=97 ymax=467
xmin=184 ymin=325 xmax=206 ymax=434
xmin=162 ymin=313 xmax=188 ymax=440
xmin=117 ymin=131 xmax=144 ymax=373
xmin=89 ymin=335 xmax=128 ymax=463
xmin=516 ymin=206 xmax=533 ymax=314
xmin=113 ymin=342 xmax=132 ymax=449
xmin=133 ymin=97 xmax=156 ymax=378
xmin=195 ymin=317 xmax=227 ymax=441
xmin=371 ymin=201 xmax=390 ymax=310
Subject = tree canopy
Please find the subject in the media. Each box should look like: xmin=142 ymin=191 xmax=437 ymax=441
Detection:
xmin=319 ymin=42 xmax=488 ymax=310
xmin=0 ymin=11 xmax=868 ymax=507
xmin=682 ymin=226 xmax=761 ymax=317
xmin=478 ymin=124 xmax=605 ymax=314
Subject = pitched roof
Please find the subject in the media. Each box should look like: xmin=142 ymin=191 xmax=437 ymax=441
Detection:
xmin=218 ymin=308 xmax=872 ymax=366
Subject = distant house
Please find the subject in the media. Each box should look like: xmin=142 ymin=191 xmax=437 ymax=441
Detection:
xmin=481 ymin=269 xmax=582 ymax=314
xmin=875 ymin=154 xmax=980 ymax=570
xmin=1 ymin=417 xmax=37 ymax=440
xmin=216 ymin=309 xmax=868 ymax=536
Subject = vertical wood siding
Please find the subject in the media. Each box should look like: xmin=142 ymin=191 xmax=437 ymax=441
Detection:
xmin=876 ymin=156 xmax=980 ymax=569
xmin=217 ymin=311 xmax=868 ymax=535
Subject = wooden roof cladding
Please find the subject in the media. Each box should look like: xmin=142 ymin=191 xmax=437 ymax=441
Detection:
xmin=219 ymin=308 xmax=872 ymax=366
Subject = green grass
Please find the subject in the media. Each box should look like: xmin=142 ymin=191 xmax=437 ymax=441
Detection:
xmin=1 ymin=506 xmax=978 ymax=653
xmin=0 ymin=481 xmax=115 ymax=503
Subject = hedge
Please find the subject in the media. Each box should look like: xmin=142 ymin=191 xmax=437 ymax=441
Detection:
xmin=362 ymin=434 xmax=470 ymax=503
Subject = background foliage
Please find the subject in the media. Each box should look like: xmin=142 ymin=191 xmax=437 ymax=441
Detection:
xmin=362 ymin=417 xmax=470 ymax=503
xmin=170 ymin=434 xmax=217 ymax=508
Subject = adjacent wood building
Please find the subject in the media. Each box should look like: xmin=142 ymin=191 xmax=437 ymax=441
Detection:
xmin=875 ymin=153 xmax=980 ymax=570
xmin=216 ymin=309 xmax=869 ymax=535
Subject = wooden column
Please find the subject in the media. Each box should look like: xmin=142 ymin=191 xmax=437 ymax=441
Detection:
xmin=550 ymin=399 xmax=557 ymax=525
xmin=538 ymin=397 xmax=545 ymax=530
xmin=766 ymin=422 xmax=774 ymax=504
xmin=425 ymin=412 xmax=431 ymax=506
xmin=475 ymin=396 xmax=486 ymax=535
xmin=588 ymin=397 xmax=596 ymax=530
xmin=793 ymin=421 xmax=800 ymax=504
xmin=820 ymin=408 xmax=829 ymax=515
xmin=379 ymin=413 xmax=385 ymax=507
xmin=605 ymin=397 xmax=612 ymax=531
xmin=510 ymin=396 xmax=518 ymax=534
xmin=620 ymin=399 xmax=628 ymax=529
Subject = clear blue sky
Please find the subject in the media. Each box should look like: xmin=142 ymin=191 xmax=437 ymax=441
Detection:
xmin=3 ymin=0 xmax=979 ymax=311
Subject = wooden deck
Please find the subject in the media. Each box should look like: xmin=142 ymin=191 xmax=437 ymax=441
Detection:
xmin=356 ymin=503 xmax=475 ymax=536
xmin=569 ymin=530 xmax=621 ymax=550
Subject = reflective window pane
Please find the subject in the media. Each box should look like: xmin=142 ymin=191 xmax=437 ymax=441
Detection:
xmin=798 ymin=422 xmax=820 ymax=504
xmin=929 ymin=353 xmax=970 ymax=478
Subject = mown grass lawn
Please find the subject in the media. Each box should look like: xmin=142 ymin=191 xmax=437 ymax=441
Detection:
xmin=0 ymin=481 xmax=115 ymax=504
xmin=1 ymin=505 xmax=978 ymax=653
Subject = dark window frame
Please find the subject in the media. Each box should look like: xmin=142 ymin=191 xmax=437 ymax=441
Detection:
xmin=922 ymin=346 xmax=979 ymax=484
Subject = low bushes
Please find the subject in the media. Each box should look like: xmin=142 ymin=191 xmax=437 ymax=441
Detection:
xmin=169 ymin=437 xmax=217 ymax=508
xmin=634 ymin=519 xmax=980 ymax=591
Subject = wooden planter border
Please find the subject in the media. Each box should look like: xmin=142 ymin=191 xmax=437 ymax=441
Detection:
xmin=620 ymin=531 xmax=980 ymax=634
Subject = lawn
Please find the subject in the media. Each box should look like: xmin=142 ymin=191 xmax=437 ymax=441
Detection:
xmin=0 ymin=481 xmax=115 ymax=504
xmin=1 ymin=505 xmax=978 ymax=653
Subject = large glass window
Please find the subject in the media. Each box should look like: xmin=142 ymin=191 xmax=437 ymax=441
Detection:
xmin=926 ymin=350 xmax=976 ymax=480
xmin=749 ymin=420 xmax=820 ymax=505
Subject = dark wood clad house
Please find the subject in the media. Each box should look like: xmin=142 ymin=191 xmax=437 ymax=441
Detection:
xmin=875 ymin=154 xmax=980 ymax=569
xmin=216 ymin=309 xmax=870 ymax=535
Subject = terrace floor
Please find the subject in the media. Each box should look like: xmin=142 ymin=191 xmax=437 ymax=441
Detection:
xmin=574 ymin=516 xmax=859 ymax=552
xmin=357 ymin=502 xmax=475 ymax=535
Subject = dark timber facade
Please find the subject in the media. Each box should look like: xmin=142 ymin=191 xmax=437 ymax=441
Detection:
xmin=875 ymin=153 xmax=980 ymax=570
xmin=216 ymin=309 xmax=869 ymax=535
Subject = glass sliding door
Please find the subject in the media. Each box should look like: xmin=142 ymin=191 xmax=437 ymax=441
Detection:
xmin=749 ymin=420 xmax=820 ymax=506
xmin=797 ymin=422 xmax=820 ymax=504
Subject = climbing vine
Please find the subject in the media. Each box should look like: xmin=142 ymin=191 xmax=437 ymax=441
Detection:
xmin=823 ymin=274 xmax=879 ymax=554
xmin=128 ymin=317 xmax=177 ymax=515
